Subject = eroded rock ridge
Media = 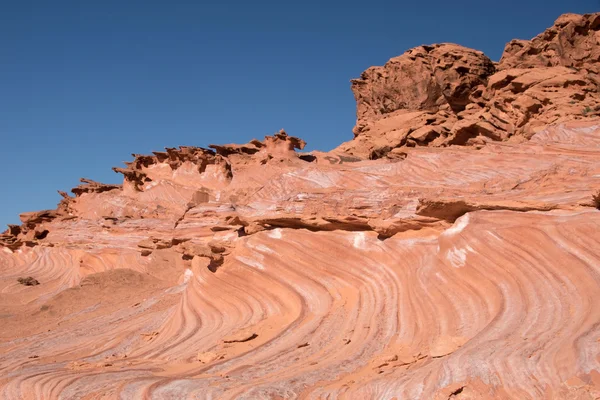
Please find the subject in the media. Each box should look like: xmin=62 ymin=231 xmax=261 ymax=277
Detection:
xmin=1 ymin=13 xmax=600 ymax=400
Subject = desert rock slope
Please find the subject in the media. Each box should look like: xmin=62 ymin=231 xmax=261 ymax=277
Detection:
xmin=1 ymin=13 xmax=600 ymax=400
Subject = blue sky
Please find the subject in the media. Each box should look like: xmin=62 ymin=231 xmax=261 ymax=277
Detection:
xmin=1 ymin=0 xmax=598 ymax=227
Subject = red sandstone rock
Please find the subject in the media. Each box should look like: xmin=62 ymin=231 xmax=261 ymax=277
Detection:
xmin=499 ymin=13 xmax=600 ymax=72
xmin=337 ymin=12 xmax=600 ymax=157
xmin=1 ymin=14 xmax=600 ymax=400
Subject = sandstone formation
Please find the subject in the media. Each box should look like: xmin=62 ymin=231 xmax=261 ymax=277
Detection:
xmin=1 ymin=13 xmax=600 ymax=400
xmin=500 ymin=13 xmax=600 ymax=71
xmin=337 ymin=13 xmax=600 ymax=158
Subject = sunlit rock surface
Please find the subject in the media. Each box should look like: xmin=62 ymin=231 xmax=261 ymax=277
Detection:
xmin=336 ymin=13 xmax=600 ymax=158
xmin=1 ymin=13 xmax=600 ymax=400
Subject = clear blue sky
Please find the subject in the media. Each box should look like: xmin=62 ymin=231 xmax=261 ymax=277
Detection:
xmin=1 ymin=0 xmax=598 ymax=227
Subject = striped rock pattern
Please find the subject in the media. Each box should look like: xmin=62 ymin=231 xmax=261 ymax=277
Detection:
xmin=1 ymin=120 xmax=600 ymax=399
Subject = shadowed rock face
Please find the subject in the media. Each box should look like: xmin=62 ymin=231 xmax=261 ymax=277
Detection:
xmin=1 ymin=14 xmax=600 ymax=400
xmin=337 ymin=12 xmax=600 ymax=158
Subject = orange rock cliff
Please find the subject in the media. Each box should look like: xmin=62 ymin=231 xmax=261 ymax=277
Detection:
xmin=1 ymin=13 xmax=600 ymax=399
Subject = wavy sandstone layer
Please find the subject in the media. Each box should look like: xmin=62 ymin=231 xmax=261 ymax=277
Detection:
xmin=1 ymin=13 xmax=600 ymax=400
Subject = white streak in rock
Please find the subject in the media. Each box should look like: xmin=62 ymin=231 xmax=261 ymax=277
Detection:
xmin=236 ymin=256 xmax=265 ymax=270
xmin=443 ymin=214 xmax=470 ymax=237
xmin=268 ymin=229 xmax=283 ymax=239
xmin=446 ymin=247 xmax=467 ymax=268
xmin=183 ymin=268 xmax=194 ymax=284
xmin=353 ymin=232 xmax=367 ymax=249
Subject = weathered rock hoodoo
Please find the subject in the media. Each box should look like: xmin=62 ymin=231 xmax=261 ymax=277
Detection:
xmin=1 ymin=13 xmax=600 ymax=400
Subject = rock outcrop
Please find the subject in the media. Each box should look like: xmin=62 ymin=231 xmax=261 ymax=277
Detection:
xmin=1 ymin=14 xmax=600 ymax=400
xmin=336 ymin=12 xmax=600 ymax=158
xmin=350 ymin=44 xmax=495 ymax=134
xmin=500 ymin=13 xmax=600 ymax=72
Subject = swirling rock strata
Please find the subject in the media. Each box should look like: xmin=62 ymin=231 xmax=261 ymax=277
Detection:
xmin=1 ymin=14 xmax=600 ymax=400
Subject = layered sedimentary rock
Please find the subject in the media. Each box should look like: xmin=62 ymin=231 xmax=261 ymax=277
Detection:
xmin=1 ymin=13 xmax=600 ymax=400
xmin=337 ymin=13 xmax=600 ymax=158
